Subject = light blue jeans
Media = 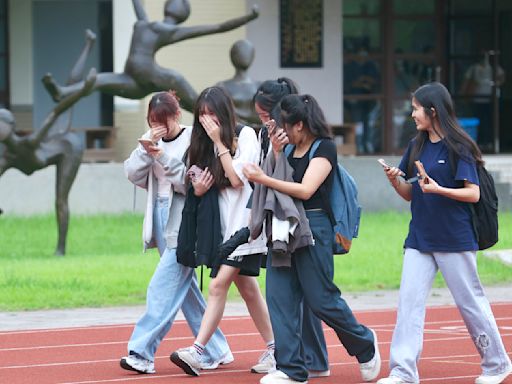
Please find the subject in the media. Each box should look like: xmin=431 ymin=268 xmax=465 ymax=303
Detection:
xmin=389 ymin=248 xmax=511 ymax=382
xmin=128 ymin=198 xmax=231 ymax=363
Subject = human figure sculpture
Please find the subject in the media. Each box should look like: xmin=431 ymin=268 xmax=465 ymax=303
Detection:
xmin=216 ymin=39 xmax=261 ymax=127
xmin=0 ymin=30 xmax=97 ymax=256
xmin=42 ymin=0 xmax=259 ymax=113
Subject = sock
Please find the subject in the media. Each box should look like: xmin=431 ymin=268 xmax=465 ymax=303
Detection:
xmin=266 ymin=340 xmax=275 ymax=351
xmin=193 ymin=341 xmax=205 ymax=355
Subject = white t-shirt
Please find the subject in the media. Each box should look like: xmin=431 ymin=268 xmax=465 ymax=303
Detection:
xmin=218 ymin=126 xmax=267 ymax=257
xmin=152 ymin=127 xmax=190 ymax=198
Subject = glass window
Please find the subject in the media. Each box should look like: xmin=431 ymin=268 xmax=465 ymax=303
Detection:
xmin=393 ymin=0 xmax=435 ymax=15
xmin=344 ymin=99 xmax=382 ymax=154
xmin=343 ymin=0 xmax=380 ymax=16
xmin=450 ymin=0 xmax=492 ymax=15
xmin=343 ymin=19 xmax=381 ymax=53
xmin=0 ymin=28 xmax=4 ymax=52
xmin=392 ymin=100 xmax=415 ymax=149
xmin=450 ymin=19 xmax=493 ymax=55
xmin=343 ymin=58 xmax=382 ymax=95
xmin=0 ymin=57 xmax=5 ymax=90
xmin=394 ymin=20 xmax=435 ymax=54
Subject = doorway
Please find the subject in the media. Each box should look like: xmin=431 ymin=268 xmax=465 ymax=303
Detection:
xmin=342 ymin=0 xmax=443 ymax=155
xmin=342 ymin=0 xmax=511 ymax=154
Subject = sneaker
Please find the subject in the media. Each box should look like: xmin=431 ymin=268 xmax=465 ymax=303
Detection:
xmin=260 ymin=369 xmax=308 ymax=383
xmin=475 ymin=364 xmax=512 ymax=384
xmin=251 ymin=349 xmax=276 ymax=373
xmin=377 ymin=376 xmax=417 ymax=384
xmin=200 ymin=350 xmax=235 ymax=370
xmin=359 ymin=328 xmax=381 ymax=382
xmin=120 ymin=354 xmax=155 ymax=374
xmin=170 ymin=346 xmax=202 ymax=376
xmin=308 ymin=369 xmax=330 ymax=378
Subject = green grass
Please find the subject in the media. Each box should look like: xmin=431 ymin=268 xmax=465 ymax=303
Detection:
xmin=1 ymin=212 xmax=511 ymax=311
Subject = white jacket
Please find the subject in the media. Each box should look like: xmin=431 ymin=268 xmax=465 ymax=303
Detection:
xmin=124 ymin=126 xmax=191 ymax=251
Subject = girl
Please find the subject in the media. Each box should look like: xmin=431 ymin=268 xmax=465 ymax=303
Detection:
xmin=253 ymin=77 xmax=330 ymax=378
xmin=243 ymin=94 xmax=380 ymax=384
xmin=121 ymin=91 xmax=231 ymax=374
xmin=378 ymin=82 xmax=511 ymax=384
xmin=170 ymin=86 xmax=275 ymax=376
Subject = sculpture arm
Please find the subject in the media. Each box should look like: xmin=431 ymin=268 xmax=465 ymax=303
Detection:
xmin=132 ymin=0 xmax=148 ymax=22
xmin=166 ymin=5 xmax=259 ymax=43
xmin=32 ymin=69 xmax=96 ymax=145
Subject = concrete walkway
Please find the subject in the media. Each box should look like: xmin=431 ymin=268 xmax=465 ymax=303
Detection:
xmin=1 ymin=284 xmax=511 ymax=332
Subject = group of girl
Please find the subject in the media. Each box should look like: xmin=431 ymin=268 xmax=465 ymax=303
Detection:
xmin=122 ymin=80 xmax=511 ymax=384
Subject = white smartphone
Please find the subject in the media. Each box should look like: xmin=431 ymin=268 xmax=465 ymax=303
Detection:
xmin=378 ymin=158 xmax=406 ymax=177
xmin=377 ymin=158 xmax=390 ymax=169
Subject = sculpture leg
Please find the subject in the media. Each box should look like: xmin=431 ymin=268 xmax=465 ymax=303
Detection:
xmin=42 ymin=29 xmax=97 ymax=102
xmin=68 ymin=29 xmax=97 ymax=84
xmin=54 ymin=155 xmax=81 ymax=256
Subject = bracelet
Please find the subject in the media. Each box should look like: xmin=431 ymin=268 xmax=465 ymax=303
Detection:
xmin=217 ymin=149 xmax=230 ymax=157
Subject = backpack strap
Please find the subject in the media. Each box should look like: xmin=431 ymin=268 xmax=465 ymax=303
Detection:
xmin=308 ymin=138 xmax=323 ymax=160
xmin=284 ymin=143 xmax=294 ymax=157
xmin=235 ymin=123 xmax=244 ymax=137
xmin=284 ymin=138 xmax=323 ymax=159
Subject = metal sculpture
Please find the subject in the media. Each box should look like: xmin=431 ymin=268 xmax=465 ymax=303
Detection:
xmin=42 ymin=0 xmax=259 ymax=113
xmin=0 ymin=30 xmax=97 ymax=255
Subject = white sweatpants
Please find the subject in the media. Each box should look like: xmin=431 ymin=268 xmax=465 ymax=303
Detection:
xmin=388 ymin=248 xmax=511 ymax=383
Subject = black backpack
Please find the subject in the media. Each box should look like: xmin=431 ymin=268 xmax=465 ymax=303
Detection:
xmin=446 ymin=152 xmax=499 ymax=250
xmin=471 ymin=164 xmax=499 ymax=250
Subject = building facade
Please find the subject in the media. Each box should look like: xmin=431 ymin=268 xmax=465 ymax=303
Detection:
xmin=1 ymin=0 xmax=511 ymax=161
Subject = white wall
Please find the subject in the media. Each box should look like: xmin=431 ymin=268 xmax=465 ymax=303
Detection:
xmin=246 ymin=0 xmax=343 ymax=125
xmin=0 ymin=164 xmax=146 ymax=215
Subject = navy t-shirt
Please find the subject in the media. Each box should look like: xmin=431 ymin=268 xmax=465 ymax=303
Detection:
xmin=399 ymin=139 xmax=479 ymax=252
xmin=286 ymin=139 xmax=337 ymax=212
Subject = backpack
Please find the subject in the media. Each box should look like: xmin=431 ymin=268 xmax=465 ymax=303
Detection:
xmin=445 ymin=152 xmax=498 ymax=250
xmin=285 ymin=139 xmax=361 ymax=254
xmin=470 ymin=164 xmax=499 ymax=250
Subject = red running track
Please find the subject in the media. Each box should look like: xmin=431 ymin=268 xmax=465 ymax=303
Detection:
xmin=1 ymin=303 xmax=511 ymax=384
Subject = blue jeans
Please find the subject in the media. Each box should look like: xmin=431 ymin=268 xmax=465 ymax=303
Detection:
xmin=266 ymin=210 xmax=374 ymax=381
xmin=128 ymin=198 xmax=230 ymax=362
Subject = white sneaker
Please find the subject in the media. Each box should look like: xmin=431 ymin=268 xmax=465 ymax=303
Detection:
xmin=251 ymin=349 xmax=276 ymax=373
xmin=308 ymin=369 xmax=330 ymax=378
xmin=120 ymin=354 xmax=155 ymax=374
xmin=377 ymin=376 xmax=417 ymax=384
xmin=200 ymin=350 xmax=234 ymax=370
xmin=170 ymin=346 xmax=202 ymax=376
xmin=360 ymin=328 xmax=382 ymax=382
xmin=475 ymin=364 xmax=512 ymax=384
xmin=260 ymin=369 xmax=308 ymax=383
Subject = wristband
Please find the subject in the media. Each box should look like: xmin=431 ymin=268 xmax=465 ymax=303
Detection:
xmin=217 ymin=149 xmax=230 ymax=157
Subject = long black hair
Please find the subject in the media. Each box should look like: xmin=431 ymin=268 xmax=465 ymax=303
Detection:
xmin=188 ymin=86 xmax=237 ymax=188
xmin=253 ymin=77 xmax=299 ymax=119
xmin=408 ymin=82 xmax=483 ymax=176
xmin=279 ymin=94 xmax=332 ymax=139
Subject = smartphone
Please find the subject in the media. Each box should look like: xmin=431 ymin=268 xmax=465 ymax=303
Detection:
xmin=264 ymin=119 xmax=277 ymax=135
xmin=187 ymin=165 xmax=203 ymax=182
xmin=138 ymin=138 xmax=155 ymax=152
xmin=414 ymin=160 xmax=429 ymax=184
xmin=378 ymin=158 xmax=406 ymax=177
xmin=377 ymin=158 xmax=390 ymax=169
